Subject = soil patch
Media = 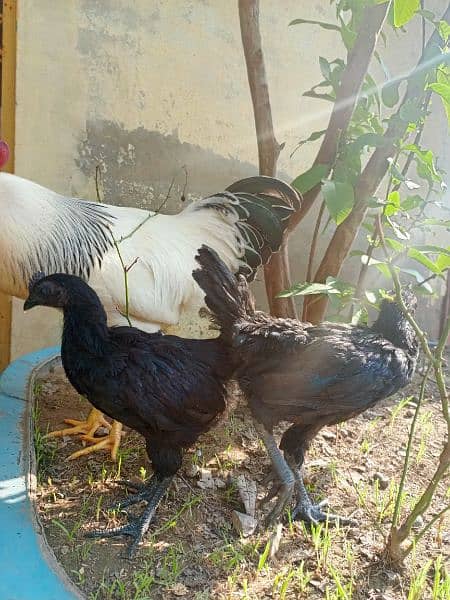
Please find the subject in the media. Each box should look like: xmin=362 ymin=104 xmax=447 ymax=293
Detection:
xmin=33 ymin=364 xmax=449 ymax=599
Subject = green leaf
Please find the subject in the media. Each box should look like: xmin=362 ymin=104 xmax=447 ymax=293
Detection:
xmin=325 ymin=276 xmax=354 ymax=296
xmin=339 ymin=19 xmax=357 ymax=50
xmin=393 ymin=0 xmax=420 ymax=27
xmin=319 ymin=56 xmax=331 ymax=80
xmin=277 ymin=282 xmax=337 ymax=298
xmin=401 ymin=267 xmax=433 ymax=291
xmin=408 ymin=248 xmax=442 ymax=274
xmin=291 ymin=164 xmax=330 ymax=195
xmin=435 ymin=253 xmax=450 ymax=272
xmin=289 ymin=18 xmax=341 ymax=31
xmin=385 ymin=237 xmax=405 ymax=252
xmin=322 ymin=180 xmax=355 ymax=225
xmin=438 ymin=20 xmax=450 ymax=42
xmin=303 ymin=90 xmax=336 ymax=102
xmin=428 ymin=81 xmax=450 ymax=126
xmin=385 ymin=190 xmax=401 ymax=217
xmin=401 ymin=194 xmax=423 ymax=211
xmin=351 ymin=306 xmax=369 ymax=326
xmin=413 ymin=245 xmax=450 ymax=257
xmin=403 ymin=144 xmax=440 ymax=182
xmin=291 ymin=129 xmax=327 ymax=156
xmin=351 ymin=133 xmax=386 ymax=152
xmin=420 ymin=218 xmax=450 ymax=229
xmin=382 ymin=79 xmax=402 ymax=107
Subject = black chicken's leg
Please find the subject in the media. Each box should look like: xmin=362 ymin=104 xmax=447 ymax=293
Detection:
xmin=107 ymin=478 xmax=159 ymax=511
xmin=253 ymin=420 xmax=295 ymax=527
xmin=281 ymin=425 xmax=355 ymax=526
xmin=87 ymin=475 xmax=173 ymax=557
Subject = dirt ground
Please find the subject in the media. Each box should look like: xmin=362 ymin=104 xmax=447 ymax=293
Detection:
xmin=33 ymin=364 xmax=449 ymax=600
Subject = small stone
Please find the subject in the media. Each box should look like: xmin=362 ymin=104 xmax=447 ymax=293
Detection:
xmin=171 ymin=583 xmax=188 ymax=596
xmin=372 ymin=472 xmax=389 ymax=490
xmin=231 ymin=510 xmax=257 ymax=537
xmin=404 ymin=409 xmax=415 ymax=418
xmin=185 ymin=464 xmax=200 ymax=478
xmin=322 ymin=429 xmax=336 ymax=441
xmin=412 ymin=515 xmax=424 ymax=530
xmin=214 ymin=478 xmax=226 ymax=489
xmin=268 ymin=522 xmax=283 ymax=559
xmin=235 ymin=475 xmax=257 ymax=517
xmin=197 ymin=469 xmax=216 ymax=490
xmin=60 ymin=545 xmax=69 ymax=555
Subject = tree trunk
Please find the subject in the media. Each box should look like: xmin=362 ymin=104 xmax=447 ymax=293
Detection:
xmin=239 ymin=0 xmax=296 ymax=318
xmin=304 ymin=2 xmax=450 ymax=323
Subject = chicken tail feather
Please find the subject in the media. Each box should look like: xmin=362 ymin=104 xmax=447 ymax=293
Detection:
xmin=193 ymin=245 xmax=253 ymax=338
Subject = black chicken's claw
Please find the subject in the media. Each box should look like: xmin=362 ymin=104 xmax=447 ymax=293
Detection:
xmin=86 ymin=521 xmax=137 ymax=539
xmin=264 ymin=479 xmax=295 ymax=528
xmin=87 ymin=475 xmax=173 ymax=558
xmin=107 ymin=478 xmax=158 ymax=511
xmin=115 ymin=479 xmax=147 ymax=493
xmin=291 ymin=501 xmax=355 ymax=527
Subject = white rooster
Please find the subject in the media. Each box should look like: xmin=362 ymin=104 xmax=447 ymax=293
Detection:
xmin=0 ymin=140 xmax=300 ymax=460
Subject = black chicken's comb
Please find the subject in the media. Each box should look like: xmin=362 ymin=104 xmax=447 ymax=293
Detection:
xmin=28 ymin=271 xmax=46 ymax=292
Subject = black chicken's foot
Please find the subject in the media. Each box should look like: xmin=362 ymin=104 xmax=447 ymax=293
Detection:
xmin=291 ymin=477 xmax=355 ymax=526
xmin=253 ymin=420 xmax=295 ymax=528
xmin=86 ymin=475 xmax=173 ymax=558
xmin=107 ymin=477 xmax=159 ymax=511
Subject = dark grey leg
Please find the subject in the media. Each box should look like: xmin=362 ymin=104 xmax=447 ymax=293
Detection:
xmin=286 ymin=455 xmax=355 ymax=526
xmin=87 ymin=475 xmax=173 ymax=558
xmin=107 ymin=477 xmax=159 ymax=511
xmin=253 ymin=420 xmax=295 ymax=527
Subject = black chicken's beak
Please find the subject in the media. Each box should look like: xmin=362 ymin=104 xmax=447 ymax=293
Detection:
xmin=24 ymin=297 xmax=37 ymax=311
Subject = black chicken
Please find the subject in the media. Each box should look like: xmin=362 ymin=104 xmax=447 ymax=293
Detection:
xmin=193 ymin=246 xmax=419 ymax=526
xmin=24 ymin=273 xmax=234 ymax=556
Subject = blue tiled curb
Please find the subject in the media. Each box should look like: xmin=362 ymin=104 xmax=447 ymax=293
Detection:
xmin=0 ymin=347 xmax=84 ymax=600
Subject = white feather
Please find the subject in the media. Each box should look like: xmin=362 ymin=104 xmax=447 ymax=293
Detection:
xmin=0 ymin=172 xmax=251 ymax=335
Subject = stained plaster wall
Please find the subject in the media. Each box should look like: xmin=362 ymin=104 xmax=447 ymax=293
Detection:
xmin=11 ymin=0 xmax=449 ymax=358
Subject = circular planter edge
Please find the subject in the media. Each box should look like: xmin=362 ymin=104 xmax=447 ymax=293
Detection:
xmin=0 ymin=347 xmax=84 ymax=600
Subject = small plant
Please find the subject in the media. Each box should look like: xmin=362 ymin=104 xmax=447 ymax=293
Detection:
xmin=32 ymin=401 xmax=56 ymax=483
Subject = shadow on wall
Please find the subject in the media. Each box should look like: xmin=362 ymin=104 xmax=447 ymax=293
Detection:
xmin=76 ymin=119 xmax=259 ymax=211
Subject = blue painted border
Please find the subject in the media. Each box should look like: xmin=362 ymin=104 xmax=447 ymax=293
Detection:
xmin=0 ymin=347 xmax=84 ymax=600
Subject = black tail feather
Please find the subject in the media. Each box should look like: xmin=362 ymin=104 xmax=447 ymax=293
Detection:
xmin=196 ymin=176 xmax=300 ymax=282
xmin=193 ymin=245 xmax=253 ymax=340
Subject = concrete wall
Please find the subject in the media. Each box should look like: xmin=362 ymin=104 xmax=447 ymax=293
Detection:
xmin=11 ymin=0 xmax=449 ymax=358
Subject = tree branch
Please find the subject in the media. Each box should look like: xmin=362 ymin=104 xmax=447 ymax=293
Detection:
xmin=239 ymin=0 xmax=296 ymax=318
xmin=305 ymin=3 xmax=450 ymax=323
xmin=288 ymin=1 xmax=391 ymax=233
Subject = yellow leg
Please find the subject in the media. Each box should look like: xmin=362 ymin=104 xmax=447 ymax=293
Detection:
xmin=46 ymin=408 xmax=123 ymax=461
xmin=68 ymin=420 xmax=123 ymax=462
xmin=46 ymin=408 xmax=111 ymax=439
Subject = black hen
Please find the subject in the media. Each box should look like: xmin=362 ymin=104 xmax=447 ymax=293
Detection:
xmin=24 ymin=273 xmax=233 ymax=556
xmin=193 ymin=246 xmax=419 ymax=526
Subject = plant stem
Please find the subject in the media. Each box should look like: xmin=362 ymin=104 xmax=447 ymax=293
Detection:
xmin=113 ymin=240 xmax=133 ymax=327
xmin=409 ymin=503 xmax=450 ymax=552
xmin=391 ymin=364 xmax=430 ymax=528
xmin=302 ymin=201 xmax=325 ymax=320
